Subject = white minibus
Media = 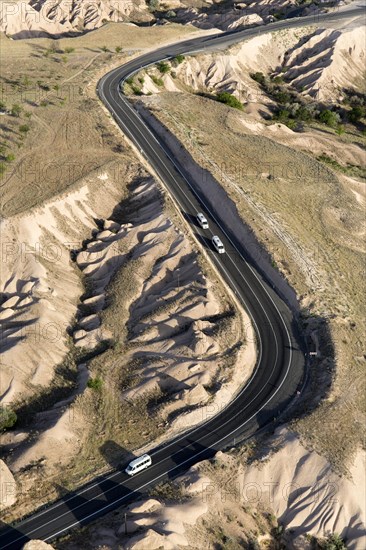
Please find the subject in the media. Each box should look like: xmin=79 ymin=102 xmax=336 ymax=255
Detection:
xmin=125 ymin=454 xmax=152 ymax=476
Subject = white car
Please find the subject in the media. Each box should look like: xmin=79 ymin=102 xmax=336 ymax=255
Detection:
xmin=125 ymin=454 xmax=152 ymax=476
xmin=196 ymin=212 xmax=209 ymax=229
xmin=212 ymin=235 xmax=225 ymax=254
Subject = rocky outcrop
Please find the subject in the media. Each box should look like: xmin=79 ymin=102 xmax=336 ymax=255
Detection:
xmin=0 ymin=460 xmax=16 ymax=510
xmin=0 ymin=0 xmax=146 ymax=38
xmin=22 ymin=541 xmax=55 ymax=550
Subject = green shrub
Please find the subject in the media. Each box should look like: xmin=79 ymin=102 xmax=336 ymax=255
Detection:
xmin=64 ymin=47 xmax=75 ymax=54
xmin=19 ymin=124 xmax=30 ymax=134
xmin=148 ymin=0 xmax=159 ymax=10
xmin=87 ymin=376 xmax=103 ymax=391
xmin=0 ymin=407 xmax=17 ymax=431
xmin=173 ymin=54 xmax=185 ymax=65
xmin=216 ymin=92 xmax=243 ymax=110
xmin=250 ymin=72 xmax=266 ymax=85
xmin=157 ymin=61 xmax=170 ymax=74
xmin=115 ymin=46 xmax=122 ymax=54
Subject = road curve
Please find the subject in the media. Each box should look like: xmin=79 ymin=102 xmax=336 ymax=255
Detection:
xmin=1 ymin=6 xmax=364 ymax=548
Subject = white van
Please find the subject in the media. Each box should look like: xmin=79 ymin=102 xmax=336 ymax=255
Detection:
xmin=212 ymin=235 xmax=225 ymax=254
xmin=196 ymin=212 xmax=209 ymax=229
xmin=125 ymin=454 xmax=152 ymax=476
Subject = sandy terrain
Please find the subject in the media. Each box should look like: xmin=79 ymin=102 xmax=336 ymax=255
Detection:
xmin=52 ymin=428 xmax=366 ymax=550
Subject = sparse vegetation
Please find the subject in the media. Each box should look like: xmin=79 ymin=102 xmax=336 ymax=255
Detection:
xmin=149 ymin=481 xmax=189 ymax=503
xmin=151 ymin=74 xmax=164 ymax=86
xmin=317 ymin=154 xmax=366 ymax=180
xmin=319 ymin=533 xmax=347 ymax=550
xmin=250 ymin=71 xmax=366 ymax=134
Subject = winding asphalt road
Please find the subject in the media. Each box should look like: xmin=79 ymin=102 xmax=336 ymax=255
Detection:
xmin=0 ymin=5 xmax=364 ymax=548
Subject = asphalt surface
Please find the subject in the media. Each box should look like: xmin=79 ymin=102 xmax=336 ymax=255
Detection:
xmin=1 ymin=5 xmax=365 ymax=548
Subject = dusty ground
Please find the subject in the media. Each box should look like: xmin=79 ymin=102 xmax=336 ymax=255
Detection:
xmin=0 ymin=21 xmax=201 ymax=217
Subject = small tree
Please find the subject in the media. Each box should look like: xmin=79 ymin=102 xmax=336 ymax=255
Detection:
xmin=349 ymin=105 xmax=365 ymax=123
xmin=318 ymin=109 xmax=340 ymax=128
xmin=0 ymin=406 xmax=17 ymax=431
xmin=11 ymin=104 xmax=22 ymax=117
